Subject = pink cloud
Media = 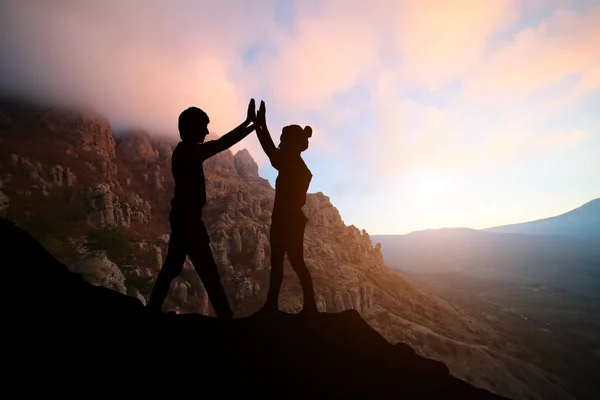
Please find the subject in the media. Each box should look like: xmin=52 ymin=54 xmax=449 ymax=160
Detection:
xmin=0 ymin=0 xmax=278 ymax=138
xmin=252 ymin=1 xmax=383 ymax=111
xmin=462 ymin=5 xmax=600 ymax=106
xmin=365 ymin=88 xmax=590 ymax=178
xmin=257 ymin=0 xmax=518 ymax=106
xmin=392 ymin=0 xmax=516 ymax=89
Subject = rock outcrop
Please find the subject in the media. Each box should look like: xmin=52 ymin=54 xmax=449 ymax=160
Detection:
xmin=72 ymin=250 xmax=127 ymax=294
xmin=233 ymin=148 xmax=259 ymax=178
xmin=115 ymin=129 xmax=160 ymax=164
xmin=38 ymin=106 xmax=116 ymax=159
xmin=69 ymin=183 xmax=152 ymax=228
xmin=0 ymin=190 xmax=8 ymax=212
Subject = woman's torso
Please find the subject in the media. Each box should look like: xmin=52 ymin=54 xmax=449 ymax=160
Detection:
xmin=272 ymin=156 xmax=312 ymax=221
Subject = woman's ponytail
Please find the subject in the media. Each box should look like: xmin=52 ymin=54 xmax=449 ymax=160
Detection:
xmin=304 ymin=125 xmax=313 ymax=138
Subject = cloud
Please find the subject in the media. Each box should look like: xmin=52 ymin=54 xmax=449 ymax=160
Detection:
xmin=391 ymin=0 xmax=516 ymax=89
xmin=352 ymin=1 xmax=600 ymax=183
xmin=0 ymin=0 xmax=277 ymax=139
xmin=462 ymin=3 xmax=600 ymax=107
xmin=363 ymin=89 xmax=591 ymax=180
xmin=247 ymin=0 xmax=384 ymax=112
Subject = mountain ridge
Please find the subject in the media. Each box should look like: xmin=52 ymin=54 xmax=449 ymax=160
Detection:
xmin=371 ymin=198 xmax=600 ymax=238
xmin=483 ymin=198 xmax=600 ymax=237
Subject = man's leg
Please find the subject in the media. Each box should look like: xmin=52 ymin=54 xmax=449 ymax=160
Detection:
xmin=147 ymin=230 xmax=187 ymax=312
xmin=187 ymin=221 xmax=233 ymax=319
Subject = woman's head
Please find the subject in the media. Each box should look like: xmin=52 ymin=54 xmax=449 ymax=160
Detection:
xmin=279 ymin=124 xmax=312 ymax=153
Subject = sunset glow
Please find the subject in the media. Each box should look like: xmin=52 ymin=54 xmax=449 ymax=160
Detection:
xmin=413 ymin=172 xmax=450 ymax=205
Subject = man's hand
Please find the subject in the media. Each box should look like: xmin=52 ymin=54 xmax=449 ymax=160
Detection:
xmin=246 ymin=98 xmax=256 ymax=124
xmin=256 ymin=100 xmax=266 ymax=129
xmin=200 ymin=98 xmax=257 ymax=159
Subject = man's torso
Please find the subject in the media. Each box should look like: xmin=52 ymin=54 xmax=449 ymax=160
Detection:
xmin=170 ymin=141 xmax=207 ymax=215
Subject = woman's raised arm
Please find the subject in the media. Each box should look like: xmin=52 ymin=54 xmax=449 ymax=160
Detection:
xmin=255 ymin=101 xmax=280 ymax=168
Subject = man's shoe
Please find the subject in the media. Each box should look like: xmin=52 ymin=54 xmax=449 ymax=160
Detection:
xmin=253 ymin=305 xmax=280 ymax=318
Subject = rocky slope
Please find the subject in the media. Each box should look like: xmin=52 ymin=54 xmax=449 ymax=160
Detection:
xmin=0 ymin=97 xmax=572 ymax=399
xmin=3 ymin=216 xmax=508 ymax=399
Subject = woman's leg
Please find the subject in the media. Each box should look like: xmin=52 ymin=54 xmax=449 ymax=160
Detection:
xmin=287 ymin=218 xmax=318 ymax=313
xmin=264 ymin=223 xmax=285 ymax=311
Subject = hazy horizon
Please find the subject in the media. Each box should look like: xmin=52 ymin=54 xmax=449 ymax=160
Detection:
xmin=1 ymin=0 xmax=599 ymax=235
xmin=371 ymin=196 xmax=599 ymax=235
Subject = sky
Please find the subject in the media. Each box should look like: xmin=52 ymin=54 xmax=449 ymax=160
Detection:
xmin=0 ymin=0 xmax=598 ymax=234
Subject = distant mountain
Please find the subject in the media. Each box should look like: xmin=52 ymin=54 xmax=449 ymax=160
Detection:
xmin=483 ymin=198 xmax=600 ymax=237
xmin=371 ymin=228 xmax=600 ymax=297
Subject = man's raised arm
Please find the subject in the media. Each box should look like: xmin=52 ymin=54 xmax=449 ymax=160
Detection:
xmin=201 ymin=99 xmax=256 ymax=159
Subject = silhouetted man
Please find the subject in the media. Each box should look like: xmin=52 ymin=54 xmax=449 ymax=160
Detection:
xmin=147 ymin=99 xmax=257 ymax=319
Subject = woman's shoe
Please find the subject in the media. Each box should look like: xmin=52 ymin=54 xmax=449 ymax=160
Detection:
xmin=299 ymin=304 xmax=319 ymax=317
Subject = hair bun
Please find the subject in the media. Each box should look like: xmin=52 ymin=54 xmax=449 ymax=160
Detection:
xmin=304 ymin=125 xmax=313 ymax=138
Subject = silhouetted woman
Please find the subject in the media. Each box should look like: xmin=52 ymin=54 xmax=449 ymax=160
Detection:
xmin=255 ymin=100 xmax=318 ymax=314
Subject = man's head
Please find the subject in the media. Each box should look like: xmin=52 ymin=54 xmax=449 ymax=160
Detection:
xmin=279 ymin=124 xmax=312 ymax=153
xmin=178 ymin=107 xmax=210 ymax=143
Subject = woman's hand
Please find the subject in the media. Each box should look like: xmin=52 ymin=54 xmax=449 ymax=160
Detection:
xmin=256 ymin=100 xmax=266 ymax=129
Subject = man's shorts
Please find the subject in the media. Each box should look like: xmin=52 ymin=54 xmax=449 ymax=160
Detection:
xmin=169 ymin=208 xmax=210 ymax=246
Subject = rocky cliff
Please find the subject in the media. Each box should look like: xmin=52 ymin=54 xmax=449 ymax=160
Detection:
xmin=0 ymin=97 xmax=571 ymax=400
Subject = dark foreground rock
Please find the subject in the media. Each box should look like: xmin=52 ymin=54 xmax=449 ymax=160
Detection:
xmin=2 ymin=217 xmax=508 ymax=399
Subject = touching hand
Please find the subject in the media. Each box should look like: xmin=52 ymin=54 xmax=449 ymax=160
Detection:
xmin=256 ymin=100 xmax=266 ymax=129
xmin=246 ymin=98 xmax=256 ymax=124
